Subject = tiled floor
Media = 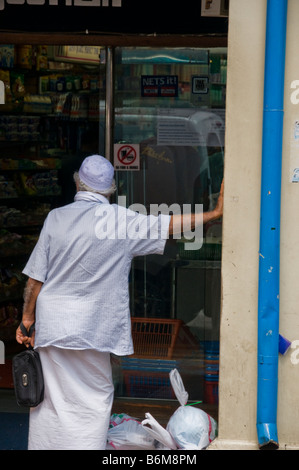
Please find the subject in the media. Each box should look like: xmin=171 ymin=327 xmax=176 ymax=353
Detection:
xmin=0 ymin=389 xmax=218 ymax=450
xmin=0 ymin=390 xmax=178 ymax=450
xmin=0 ymin=389 xmax=28 ymax=414
xmin=0 ymin=389 xmax=29 ymax=450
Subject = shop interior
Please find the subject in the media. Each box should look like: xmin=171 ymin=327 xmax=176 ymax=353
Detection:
xmin=0 ymin=43 xmax=226 ymax=426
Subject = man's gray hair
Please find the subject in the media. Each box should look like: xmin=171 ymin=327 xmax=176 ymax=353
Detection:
xmin=73 ymin=172 xmax=116 ymax=197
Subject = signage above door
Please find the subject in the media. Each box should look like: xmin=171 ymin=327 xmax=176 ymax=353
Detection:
xmin=0 ymin=0 xmax=228 ymax=34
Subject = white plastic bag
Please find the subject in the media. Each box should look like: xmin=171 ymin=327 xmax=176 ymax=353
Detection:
xmin=106 ymin=413 xmax=156 ymax=450
xmin=169 ymin=368 xmax=189 ymax=406
xmin=141 ymin=412 xmax=178 ymax=450
xmin=167 ymin=404 xmax=217 ymax=450
xmin=166 ymin=369 xmax=217 ymax=450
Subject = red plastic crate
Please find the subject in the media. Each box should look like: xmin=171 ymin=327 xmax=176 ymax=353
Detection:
xmin=130 ymin=318 xmax=182 ymax=359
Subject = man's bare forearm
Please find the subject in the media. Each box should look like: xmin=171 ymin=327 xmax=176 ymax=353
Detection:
xmin=16 ymin=277 xmax=43 ymax=346
xmin=169 ymin=210 xmax=222 ymax=235
xmin=168 ymin=180 xmax=224 ymax=236
xmin=22 ymin=277 xmax=43 ymax=325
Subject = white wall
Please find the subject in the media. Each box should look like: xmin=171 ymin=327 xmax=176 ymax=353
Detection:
xmin=210 ymin=0 xmax=299 ymax=450
xmin=278 ymin=0 xmax=299 ymax=449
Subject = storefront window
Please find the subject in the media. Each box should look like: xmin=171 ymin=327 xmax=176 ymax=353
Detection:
xmin=0 ymin=44 xmax=226 ymax=413
xmin=112 ymin=47 xmax=226 ymax=407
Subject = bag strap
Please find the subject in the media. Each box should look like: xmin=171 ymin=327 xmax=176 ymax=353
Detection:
xmin=20 ymin=322 xmax=35 ymax=349
xmin=20 ymin=322 xmax=35 ymax=345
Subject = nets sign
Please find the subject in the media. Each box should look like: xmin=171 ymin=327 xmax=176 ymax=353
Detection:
xmin=141 ymin=76 xmax=178 ymax=98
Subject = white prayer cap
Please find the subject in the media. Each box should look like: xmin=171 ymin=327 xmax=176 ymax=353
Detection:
xmin=78 ymin=155 xmax=114 ymax=192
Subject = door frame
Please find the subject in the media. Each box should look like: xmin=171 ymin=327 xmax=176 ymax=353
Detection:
xmin=0 ymin=32 xmax=227 ymax=47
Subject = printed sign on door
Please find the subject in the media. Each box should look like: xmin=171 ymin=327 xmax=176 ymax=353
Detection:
xmin=114 ymin=144 xmax=140 ymax=171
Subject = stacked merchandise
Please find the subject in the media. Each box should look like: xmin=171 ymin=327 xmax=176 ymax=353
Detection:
xmin=0 ymin=115 xmax=40 ymax=142
xmin=19 ymin=171 xmax=61 ymax=197
xmin=39 ymin=72 xmax=101 ymax=120
xmin=0 ymin=203 xmax=50 ymax=227
xmin=0 ymin=158 xmax=61 ymax=171
xmin=0 ymin=170 xmax=61 ymax=199
xmin=121 ymin=358 xmax=177 ymax=399
xmin=203 ymin=341 xmax=219 ymax=404
xmin=0 ymin=229 xmax=37 ymax=258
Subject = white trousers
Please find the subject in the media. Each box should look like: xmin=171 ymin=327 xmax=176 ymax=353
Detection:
xmin=28 ymin=347 xmax=114 ymax=450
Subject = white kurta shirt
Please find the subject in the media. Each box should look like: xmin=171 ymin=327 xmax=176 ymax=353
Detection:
xmin=23 ymin=192 xmax=171 ymax=356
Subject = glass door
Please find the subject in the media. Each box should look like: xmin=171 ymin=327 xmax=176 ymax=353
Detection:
xmin=111 ymin=47 xmax=226 ymax=406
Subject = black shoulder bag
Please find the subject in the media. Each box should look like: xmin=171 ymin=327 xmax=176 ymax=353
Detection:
xmin=12 ymin=322 xmax=44 ymax=407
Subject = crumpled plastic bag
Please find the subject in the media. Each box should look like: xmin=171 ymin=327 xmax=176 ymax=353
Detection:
xmin=106 ymin=413 xmax=156 ymax=450
xmin=166 ymin=369 xmax=217 ymax=450
xmin=142 ymin=412 xmax=177 ymax=450
xmin=142 ymin=369 xmax=217 ymax=450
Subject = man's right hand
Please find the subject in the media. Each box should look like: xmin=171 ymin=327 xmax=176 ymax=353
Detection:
xmin=16 ymin=321 xmax=35 ymax=348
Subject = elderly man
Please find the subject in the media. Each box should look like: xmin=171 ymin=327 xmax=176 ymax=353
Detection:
xmin=16 ymin=154 xmax=223 ymax=450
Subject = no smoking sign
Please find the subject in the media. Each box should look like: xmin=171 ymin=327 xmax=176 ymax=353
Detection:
xmin=114 ymin=144 xmax=140 ymax=171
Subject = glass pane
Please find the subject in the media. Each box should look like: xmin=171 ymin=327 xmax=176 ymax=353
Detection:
xmin=112 ymin=47 xmax=226 ymax=405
